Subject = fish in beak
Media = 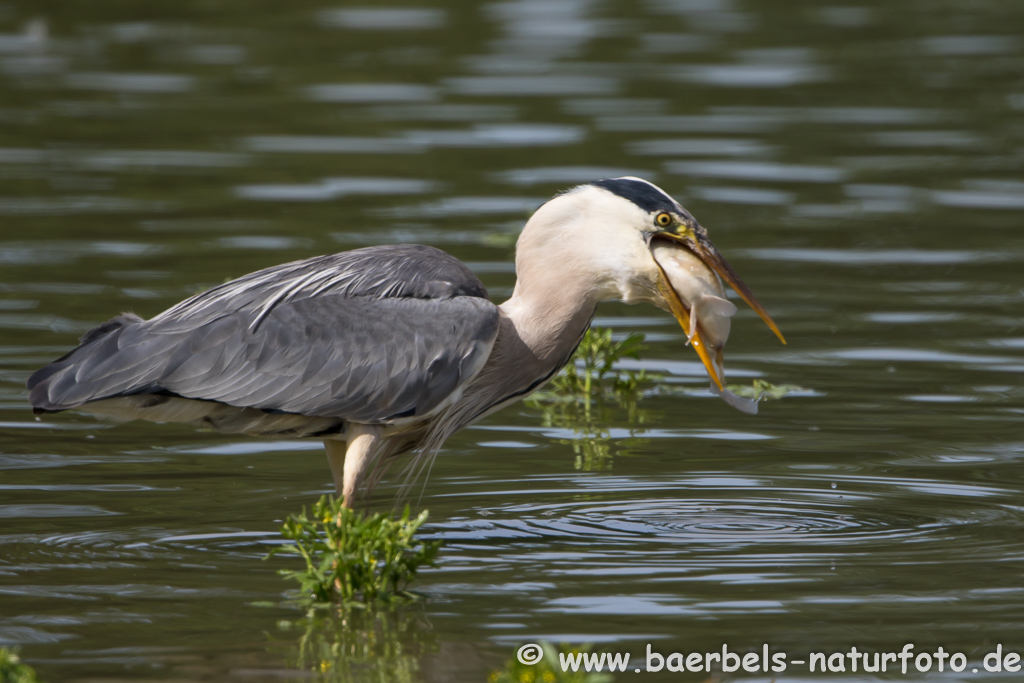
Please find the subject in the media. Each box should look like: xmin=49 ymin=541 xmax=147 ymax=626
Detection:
xmin=650 ymin=221 xmax=785 ymax=413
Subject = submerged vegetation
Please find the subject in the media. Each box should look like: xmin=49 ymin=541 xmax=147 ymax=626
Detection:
xmin=727 ymin=378 xmax=805 ymax=402
xmin=527 ymin=328 xmax=656 ymax=471
xmin=264 ymin=497 xmax=440 ymax=679
xmin=0 ymin=649 xmax=42 ymax=683
xmin=530 ymin=327 xmax=802 ymax=469
xmin=268 ymin=495 xmax=441 ymax=606
xmin=545 ymin=327 xmax=651 ymax=402
xmin=276 ymin=607 xmax=436 ymax=683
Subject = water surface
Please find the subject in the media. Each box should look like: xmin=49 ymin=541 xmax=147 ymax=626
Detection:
xmin=2 ymin=0 xmax=1023 ymax=680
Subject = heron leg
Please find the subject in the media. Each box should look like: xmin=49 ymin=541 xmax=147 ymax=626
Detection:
xmin=324 ymin=438 xmax=348 ymax=497
xmin=323 ymin=424 xmax=381 ymax=508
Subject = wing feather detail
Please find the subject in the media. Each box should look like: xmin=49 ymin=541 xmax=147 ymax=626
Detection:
xmin=28 ymin=245 xmax=500 ymax=427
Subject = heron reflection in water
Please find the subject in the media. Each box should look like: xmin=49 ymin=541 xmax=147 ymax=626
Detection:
xmin=28 ymin=178 xmax=785 ymax=506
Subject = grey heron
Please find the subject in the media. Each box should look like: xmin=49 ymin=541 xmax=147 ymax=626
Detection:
xmin=27 ymin=178 xmax=785 ymax=506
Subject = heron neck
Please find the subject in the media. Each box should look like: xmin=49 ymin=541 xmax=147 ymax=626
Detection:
xmin=499 ymin=265 xmax=599 ymax=368
xmin=437 ymin=234 xmax=602 ymax=432
xmin=419 ymin=269 xmax=597 ymax=443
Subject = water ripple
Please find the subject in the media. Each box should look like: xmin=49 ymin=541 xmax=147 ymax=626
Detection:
xmin=666 ymin=160 xmax=846 ymax=183
xmin=432 ymin=474 xmax=1024 ymax=569
xmin=0 ymin=505 xmax=119 ymax=519
xmin=65 ymin=72 xmax=194 ymax=93
xmin=235 ymin=177 xmax=433 ymax=202
xmin=316 ymin=8 xmax=446 ymax=30
xmin=303 ymin=83 xmax=438 ymax=103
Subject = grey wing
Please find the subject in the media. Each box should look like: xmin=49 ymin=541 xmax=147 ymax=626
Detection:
xmin=151 ymin=243 xmax=489 ymax=330
xmin=29 ymin=294 xmax=499 ymax=424
xmin=27 ymin=243 xmax=500 ymax=425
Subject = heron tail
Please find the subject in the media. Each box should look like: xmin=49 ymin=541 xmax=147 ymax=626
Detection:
xmin=26 ymin=313 xmax=146 ymax=414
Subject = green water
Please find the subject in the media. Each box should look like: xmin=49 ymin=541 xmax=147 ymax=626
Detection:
xmin=2 ymin=0 xmax=1024 ymax=680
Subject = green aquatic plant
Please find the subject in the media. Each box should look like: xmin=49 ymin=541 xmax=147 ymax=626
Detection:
xmin=0 ymin=648 xmax=43 ymax=683
xmin=530 ymin=327 xmax=655 ymax=418
xmin=726 ymin=378 xmax=805 ymax=402
xmin=527 ymin=328 xmax=656 ymax=472
xmin=545 ymin=327 xmax=650 ymax=399
xmin=268 ymin=495 xmax=441 ymax=606
xmin=489 ymin=642 xmax=614 ymax=683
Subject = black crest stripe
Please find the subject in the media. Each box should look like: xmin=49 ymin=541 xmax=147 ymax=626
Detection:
xmin=591 ymin=178 xmax=678 ymax=214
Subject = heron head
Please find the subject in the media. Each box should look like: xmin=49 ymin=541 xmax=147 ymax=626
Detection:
xmin=521 ymin=177 xmax=785 ymax=392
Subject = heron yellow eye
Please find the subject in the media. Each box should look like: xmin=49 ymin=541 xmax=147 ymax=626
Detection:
xmin=655 ymin=212 xmax=672 ymax=227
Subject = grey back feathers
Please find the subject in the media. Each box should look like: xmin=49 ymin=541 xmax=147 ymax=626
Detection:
xmin=154 ymin=243 xmax=489 ymax=330
xmin=28 ymin=244 xmax=500 ymax=434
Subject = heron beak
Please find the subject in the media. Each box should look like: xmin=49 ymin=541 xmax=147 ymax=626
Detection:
xmin=659 ymin=228 xmax=787 ymax=346
xmin=654 ymin=270 xmax=726 ymax=391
